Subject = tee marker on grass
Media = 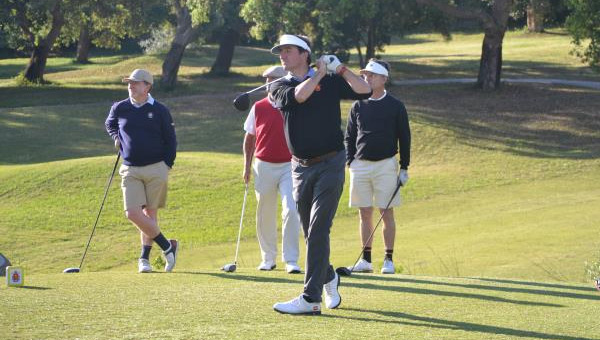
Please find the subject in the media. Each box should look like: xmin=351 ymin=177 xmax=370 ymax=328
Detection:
xmin=6 ymin=266 xmax=24 ymax=287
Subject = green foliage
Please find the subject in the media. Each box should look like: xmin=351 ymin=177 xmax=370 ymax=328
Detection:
xmin=241 ymin=0 xmax=422 ymax=64
xmin=138 ymin=23 xmax=175 ymax=54
xmin=1 ymin=0 xmax=68 ymax=51
xmin=188 ymin=0 xmax=213 ymax=27
xmin=566 ymin=0 xmax=600 ymax=69
xmin=57 ymin=0 xmax=168 ymax=51
xmin=13 ymin=72 xmax=48 ymax=86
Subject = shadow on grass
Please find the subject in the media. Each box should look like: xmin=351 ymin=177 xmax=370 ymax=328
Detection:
xmin=473 ymin=277 xmax=597 ymax=293
xmin=330 ymin=308 xmax=595 ymax=340
xmin=19 ymin=286 xmax=52 ymax=290
xmin=342 ymin=280 xmax=562 ymax=307
xmin=0 ymin=86 xmax=123 ymax=108
xmin=190 ymin=271 xmax=560 ymax=307
xmin=181 ymin=271 xmax=302 ymax=285
xmin=349 ymin=275 xmax=600 ymax=301
xmin=396 ymin=83 xmax=600 ymax=160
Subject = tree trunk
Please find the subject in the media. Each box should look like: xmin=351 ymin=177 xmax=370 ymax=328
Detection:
xmin=526 ymin=0 xmax=548 ymax=33
xmin=210 ymin=28 xmax=239 ymax=76
xmin=415 ymin=0 xmax=513 ymax=91
xmin=19 ymin=0 xmax=64 ymax=83
xmin=24 ymin=44 xmax=51 ymax=83
xmin=161 ymin=42 xmax=187 ymax=90
xmin=477 ymin=31 xmax=504 ymax=91
xmin=160 ymin=2 xmax=200 ymax=90
xmin=355 ymin=43 xmax=365 ymax=68
xmin=76 ymin=24 xmax=92 ymax=63
xmin=365 ymin=22 xmax=376 ymax=60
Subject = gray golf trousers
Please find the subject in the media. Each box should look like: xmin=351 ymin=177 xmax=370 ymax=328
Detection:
xmin=292 ymin=150 xmax=345 ymax=302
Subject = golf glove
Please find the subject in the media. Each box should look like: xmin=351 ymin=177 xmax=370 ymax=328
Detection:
xmin=323 ymin=55 xmax=342 ymax=74
xmin=398 ymin=169 xmax=409 ymax=186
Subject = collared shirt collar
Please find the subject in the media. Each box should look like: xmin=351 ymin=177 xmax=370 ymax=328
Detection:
xmin=130 ymin=93 xmax=155 ymax=108
xmin=368 ymin=90 xmax=387 ymax=101
xmin=267 ymin=95 xmax=278 ymax=108
xmin=289 ymin=68 xmax=315 ymax=82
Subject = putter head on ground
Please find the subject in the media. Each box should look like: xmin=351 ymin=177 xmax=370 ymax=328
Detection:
xmin=335 ymin=267 xmax=352 ymax=277
xmin=221 ymin=263 xmax=236 ymax=272
xmin=63 ymin=267 xmax=80 ymax=273
xmin=233 ymin=93 xmax=250 ymax=111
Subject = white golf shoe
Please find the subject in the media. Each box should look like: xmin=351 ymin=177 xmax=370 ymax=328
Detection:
xmin=285 ymin=262 xmax=301 ymax=274
xmin=138 ymin=258 xmax=152 ymax=273
xmin=381 ymin=258 xmax=395 ymax=274
xmin=273 ymin=295 xmax=321 ymax=315
xmin=163 ymin=239 xmax=178 ymax=272
xmin=323 ymin=271 xmax=341 ymax=309
xmin=347 ymin=258 xmax=373 ymax=273
xmin=258 ymin=261 xmax=276 ymax=271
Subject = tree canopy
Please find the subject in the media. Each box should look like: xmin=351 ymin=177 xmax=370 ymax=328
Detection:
xmin=566 ymin=0 xmax=600 ymax=68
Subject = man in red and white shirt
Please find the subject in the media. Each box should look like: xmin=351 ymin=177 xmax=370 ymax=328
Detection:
xmin=243 ymin=66 xmax=301 ymax=274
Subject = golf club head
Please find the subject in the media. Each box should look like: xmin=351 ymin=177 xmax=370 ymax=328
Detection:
xmin=335 ymin=266 xmax=352 ymax=277
xmin=0 ymin=253 xmax=11 ymax=277
xmin=233 ymin=93 xmax=250 ymax=111
xmin=63 ymin=267 xmax=80 ymax=273
xmin=221 ymin=263 xmax=237 ymax=273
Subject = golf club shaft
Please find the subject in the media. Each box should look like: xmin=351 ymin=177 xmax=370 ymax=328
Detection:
xmin=349 ymin=180 xmax=403 ymax=272
xmin=78 ymin=152 xmax=121 ymax=270
xmin=233 ymin=183 xmax=249 ymax=264
xmin=244 ymin=75 xmax=287 ymax=95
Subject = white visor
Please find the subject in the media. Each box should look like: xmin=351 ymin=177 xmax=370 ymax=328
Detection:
xmin=271 ymin=34 xmax=311 ymax=54
xmin=360 ymin=60 xmax=389 ymax=77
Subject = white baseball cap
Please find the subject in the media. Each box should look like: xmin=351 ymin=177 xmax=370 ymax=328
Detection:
xmin=123 ymin=69 xmax=153 ymax=85
xmin=262 ymin=66 xmax=287 ymax=78
xmin=360 ymin=60 xmax=389 ymax=77
xmin=271 ymin=34 xmax=311 ymax=55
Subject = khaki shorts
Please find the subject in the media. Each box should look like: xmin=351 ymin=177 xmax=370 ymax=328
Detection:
xmin=349 ymin=157 xmax=401 ymax=208
xmin=119 ymin=161 xmax=169 ymax=211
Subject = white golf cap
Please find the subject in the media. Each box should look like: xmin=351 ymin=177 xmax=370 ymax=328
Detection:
xmin=262 ymin=65 xmax=287 ymax=78
xmin=123 ymin=69 xmax=153 ymax=85
xmin=271 ymin=34 xmax=311 ymax=54
xmin=360 ymin=60 xmax=389 ymax=77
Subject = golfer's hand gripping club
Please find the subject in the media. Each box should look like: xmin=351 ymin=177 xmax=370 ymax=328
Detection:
xmin=322 ymin=55 xmax=342 ymax=74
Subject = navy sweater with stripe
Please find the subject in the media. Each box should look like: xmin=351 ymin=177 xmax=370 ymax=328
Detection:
xmin=105 ymin=98 xmax=177 ymax=167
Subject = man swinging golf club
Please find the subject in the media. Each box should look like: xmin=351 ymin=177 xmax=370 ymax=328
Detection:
xmin=344 ymin=59 xmax=411 ymax=274
xmin=269 ymin=34 xmax=372 ymax=315
xmin=243 ymin=65 xmax=302 ymax=274
xmin=105 ymin=68 xmax=179 ymax=273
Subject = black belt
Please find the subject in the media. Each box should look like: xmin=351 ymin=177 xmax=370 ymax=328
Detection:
xmin=292 ymin=151 xmax=338 ymax=166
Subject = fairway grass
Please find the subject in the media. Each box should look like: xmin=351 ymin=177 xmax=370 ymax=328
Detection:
xmin=1 ymin=270 xmax=599 ymax=339
xmin=1 ymin=30 xmax=600 ymax=339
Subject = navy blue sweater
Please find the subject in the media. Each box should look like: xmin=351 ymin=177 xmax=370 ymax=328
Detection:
xmin=105 ymin=98 xmax=177 ymax=167
xmin=345 ymin=93 xmax=411 ymax=169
